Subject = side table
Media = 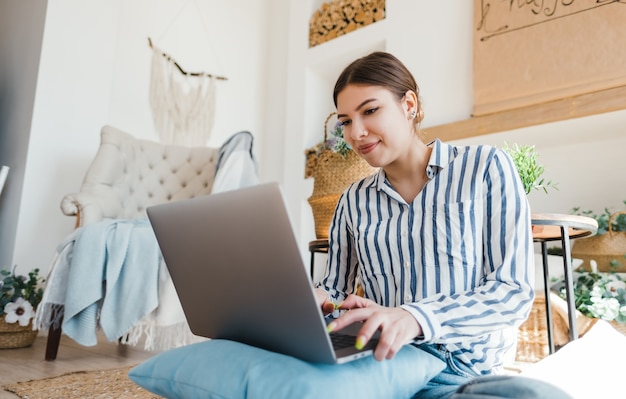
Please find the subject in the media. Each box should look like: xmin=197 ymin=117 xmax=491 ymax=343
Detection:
xmin=531 ymin=213 xmax=598 ymax=354
xmin=308 ymin=239 xmax=329 ymax=281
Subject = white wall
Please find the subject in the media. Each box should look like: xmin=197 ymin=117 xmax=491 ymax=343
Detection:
xmin=0 ymin=0 xmax=47 ymax=271
xmin=14 ymin=1 xmax=120 ymax=277
xmin=12 ymin=0 xmax=285 ymax=276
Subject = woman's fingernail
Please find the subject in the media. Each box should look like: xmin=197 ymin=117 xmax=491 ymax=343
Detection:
xmin=334 ymin=302 xmax=343 ymax=310
xmin=355 ymin=336 xmax=366 ymax=350
xmin=326 ymin=322 xmax=336 ymax=333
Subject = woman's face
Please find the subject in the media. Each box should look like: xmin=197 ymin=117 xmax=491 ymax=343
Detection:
xmin=336 ymin=84 xmax=415 ymax=168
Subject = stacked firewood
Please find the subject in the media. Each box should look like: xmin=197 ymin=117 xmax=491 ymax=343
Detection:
xmin=309 ymin=0 xmax=386 ymax=48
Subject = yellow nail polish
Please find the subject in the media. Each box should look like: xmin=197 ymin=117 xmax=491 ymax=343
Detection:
xmin=334 ymin=302 xmax=343 ymax=310
xmin=326 ymin=322 xmax=336 ymax=333
xmin=355 ymin=336 xmax=366 ymax=350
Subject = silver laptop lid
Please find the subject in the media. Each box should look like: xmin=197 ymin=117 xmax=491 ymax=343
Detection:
xmin=147 ymin=182 xmax=343 ymax=363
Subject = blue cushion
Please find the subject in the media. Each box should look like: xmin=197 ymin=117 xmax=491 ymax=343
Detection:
xmin=129 ymin=339 xmax=445 ymax=399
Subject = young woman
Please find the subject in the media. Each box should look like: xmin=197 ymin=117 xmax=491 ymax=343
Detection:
xmin=314 ymin=52 xmax=569 ymax=399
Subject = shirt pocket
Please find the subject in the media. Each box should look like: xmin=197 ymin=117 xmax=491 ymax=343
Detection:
xmin=352 ymin=218 xmax=400 ymax=285
xmin=420 ymin=200 xmax=480 ymax=272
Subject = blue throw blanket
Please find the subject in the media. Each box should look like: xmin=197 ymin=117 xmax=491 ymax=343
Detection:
xmin=62 ymin=218 xmax=161 ymax=345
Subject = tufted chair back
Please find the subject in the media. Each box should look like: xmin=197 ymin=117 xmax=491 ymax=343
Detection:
xmin=62 ymin=125 xmax=219 ymax=227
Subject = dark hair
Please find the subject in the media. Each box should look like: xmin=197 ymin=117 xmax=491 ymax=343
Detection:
xmin=333 ymin=51 xmax=424 ymax=124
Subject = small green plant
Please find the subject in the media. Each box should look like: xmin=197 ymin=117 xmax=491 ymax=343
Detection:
xmin=503 ymin=142 xmax=558 ymax=195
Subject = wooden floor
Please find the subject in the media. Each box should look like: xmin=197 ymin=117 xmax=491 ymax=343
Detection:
xmin=0 ymin=331 xmax=157 ymax=399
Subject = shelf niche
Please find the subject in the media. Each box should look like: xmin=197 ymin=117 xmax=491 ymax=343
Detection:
xmin=309 ymin=0 xmax=386 ymax=48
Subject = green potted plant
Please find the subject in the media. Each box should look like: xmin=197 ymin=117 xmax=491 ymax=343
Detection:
xmin=0 ymin=266 xmax=45 ymax=349
xmin=503 ymin=142 xmax=558 ymax=195
xmin=503 ymin=142 xmax=558 ymax=239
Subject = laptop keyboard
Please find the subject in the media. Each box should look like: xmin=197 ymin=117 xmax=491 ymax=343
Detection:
xmin=330 ymin=333 xmax=357 ymax=349
xmin=330 ymin=333 xmax=378 ymax=351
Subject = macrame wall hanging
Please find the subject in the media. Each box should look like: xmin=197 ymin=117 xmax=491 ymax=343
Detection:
xmin=148 ymin=0 xmax=227 ymax=147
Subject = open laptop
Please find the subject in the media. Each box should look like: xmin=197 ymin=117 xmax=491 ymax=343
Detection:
xmin=146 ymin=182 xmax=378 ymax=364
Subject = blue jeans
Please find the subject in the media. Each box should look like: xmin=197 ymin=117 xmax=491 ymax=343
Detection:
xmin=413 ymin=344 xmax=572 ymax=399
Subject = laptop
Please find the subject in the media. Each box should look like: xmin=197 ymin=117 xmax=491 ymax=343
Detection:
xmin=146 ymin=182 xmax=378 ymax=364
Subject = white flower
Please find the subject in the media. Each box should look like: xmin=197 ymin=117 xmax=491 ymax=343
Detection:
xmin=590 ymin=260 xmax=598 ymax=274
xmin=589 ymin=285 xmax=604 ymax=299
xmin=605 ymin=280 xmax=626 ymax=296
xmin=4 ymin=297 xmax=35 ymax=326
xmin=587 ymin=296 xmax=620 ymax=321
xmin=621 ymin=306 xmax=626 ymax=317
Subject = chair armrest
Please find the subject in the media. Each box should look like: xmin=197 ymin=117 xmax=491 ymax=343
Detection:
xmin=60 ymin=192 xmax=115 ymax=227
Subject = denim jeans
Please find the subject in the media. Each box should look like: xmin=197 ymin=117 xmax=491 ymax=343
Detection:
xmin=413 ymin=344 xmax=572 ymax=399
xmin=412 ymin=343 xmax=477 ymax=399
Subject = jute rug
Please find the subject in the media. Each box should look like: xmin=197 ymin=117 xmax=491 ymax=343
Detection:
xmin=2 ymin=366 xmax=162 ymax=399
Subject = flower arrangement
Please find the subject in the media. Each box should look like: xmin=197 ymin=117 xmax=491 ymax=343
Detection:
xmin=304 ymin=115 xmax=353 ymax=179
xmin=561 ymin=261 xmax=626 ymax=325
xmin=1 ymin=266 xmax=45 ymax=327
xmin=323 ymin=120 xmax=351 ymax=157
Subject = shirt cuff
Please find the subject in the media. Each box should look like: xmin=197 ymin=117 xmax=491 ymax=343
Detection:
xmin=401 ymin=303 xmax=439 ymax=342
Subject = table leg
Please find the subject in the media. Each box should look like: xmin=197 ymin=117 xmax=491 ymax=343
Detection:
xmin=560 ymin=226 xmax=578 ymax=342
xmin=310 ymin=251 xmax=315 ymax=281
xmin=541 ymin=242 xmax=555 ymax=354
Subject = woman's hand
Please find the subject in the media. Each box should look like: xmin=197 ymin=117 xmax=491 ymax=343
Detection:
xmin=326 ymin=294 xmax=422 ymax=361
xmin=314 ymin=288 xmax=337 ymax=315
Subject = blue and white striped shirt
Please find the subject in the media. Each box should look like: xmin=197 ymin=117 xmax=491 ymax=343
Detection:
xmin=319 ymin=139 xmax=535 ymax=375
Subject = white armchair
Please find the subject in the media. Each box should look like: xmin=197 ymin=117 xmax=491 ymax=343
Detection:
xmin=61 ymin=125 xmax=219 ymax=227
xmin=43 ymin=125 xmax=228 ymax=360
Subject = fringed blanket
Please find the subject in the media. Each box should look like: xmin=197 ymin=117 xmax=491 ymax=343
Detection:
xmin=34 ymin=219 xmax=204 ymax=351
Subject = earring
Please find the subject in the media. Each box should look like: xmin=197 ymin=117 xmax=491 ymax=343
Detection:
xmin=411 ymin=110 xmax=417 ymax=118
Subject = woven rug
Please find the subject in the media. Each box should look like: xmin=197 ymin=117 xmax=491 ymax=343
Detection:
xmin=2 ymin=366 xmax=161 ymax=399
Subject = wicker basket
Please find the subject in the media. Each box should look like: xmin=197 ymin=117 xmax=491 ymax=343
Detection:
xmin=307 ymin=113 xmax=376 ymax=239
xmin=610 ymin=320 xmax=626 ymax=336
xmin=308 ymin=194 xmax=341 ymax=239
xmin=571 ymin=211 xmax=626 ymax=272
xmin=515 ymin=294 xmax=572 ymax=363
xmin=0 ymin=315 xmax=38 ymax=349
xmin=516 ymin=295 xmax=550 ymax=363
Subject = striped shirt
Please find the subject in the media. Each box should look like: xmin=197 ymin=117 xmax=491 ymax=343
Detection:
xmin=319 ymin=139 xmax=535 ymax=375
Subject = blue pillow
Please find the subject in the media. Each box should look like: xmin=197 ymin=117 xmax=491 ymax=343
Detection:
xmin=129 ymin=339 xmax=445 ymax=399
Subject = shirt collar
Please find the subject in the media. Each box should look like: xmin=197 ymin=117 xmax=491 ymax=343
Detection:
xmin=426 ymin=138 xmax=455 ymax=178
xmin=373 ymin=138 xmax=454 ymax=190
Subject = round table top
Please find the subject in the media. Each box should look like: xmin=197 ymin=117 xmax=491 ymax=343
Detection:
xmin=309 ymin=239 xmax=330 ymax=251
xmin=531 ymin=213 xmax=598 ymax=242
